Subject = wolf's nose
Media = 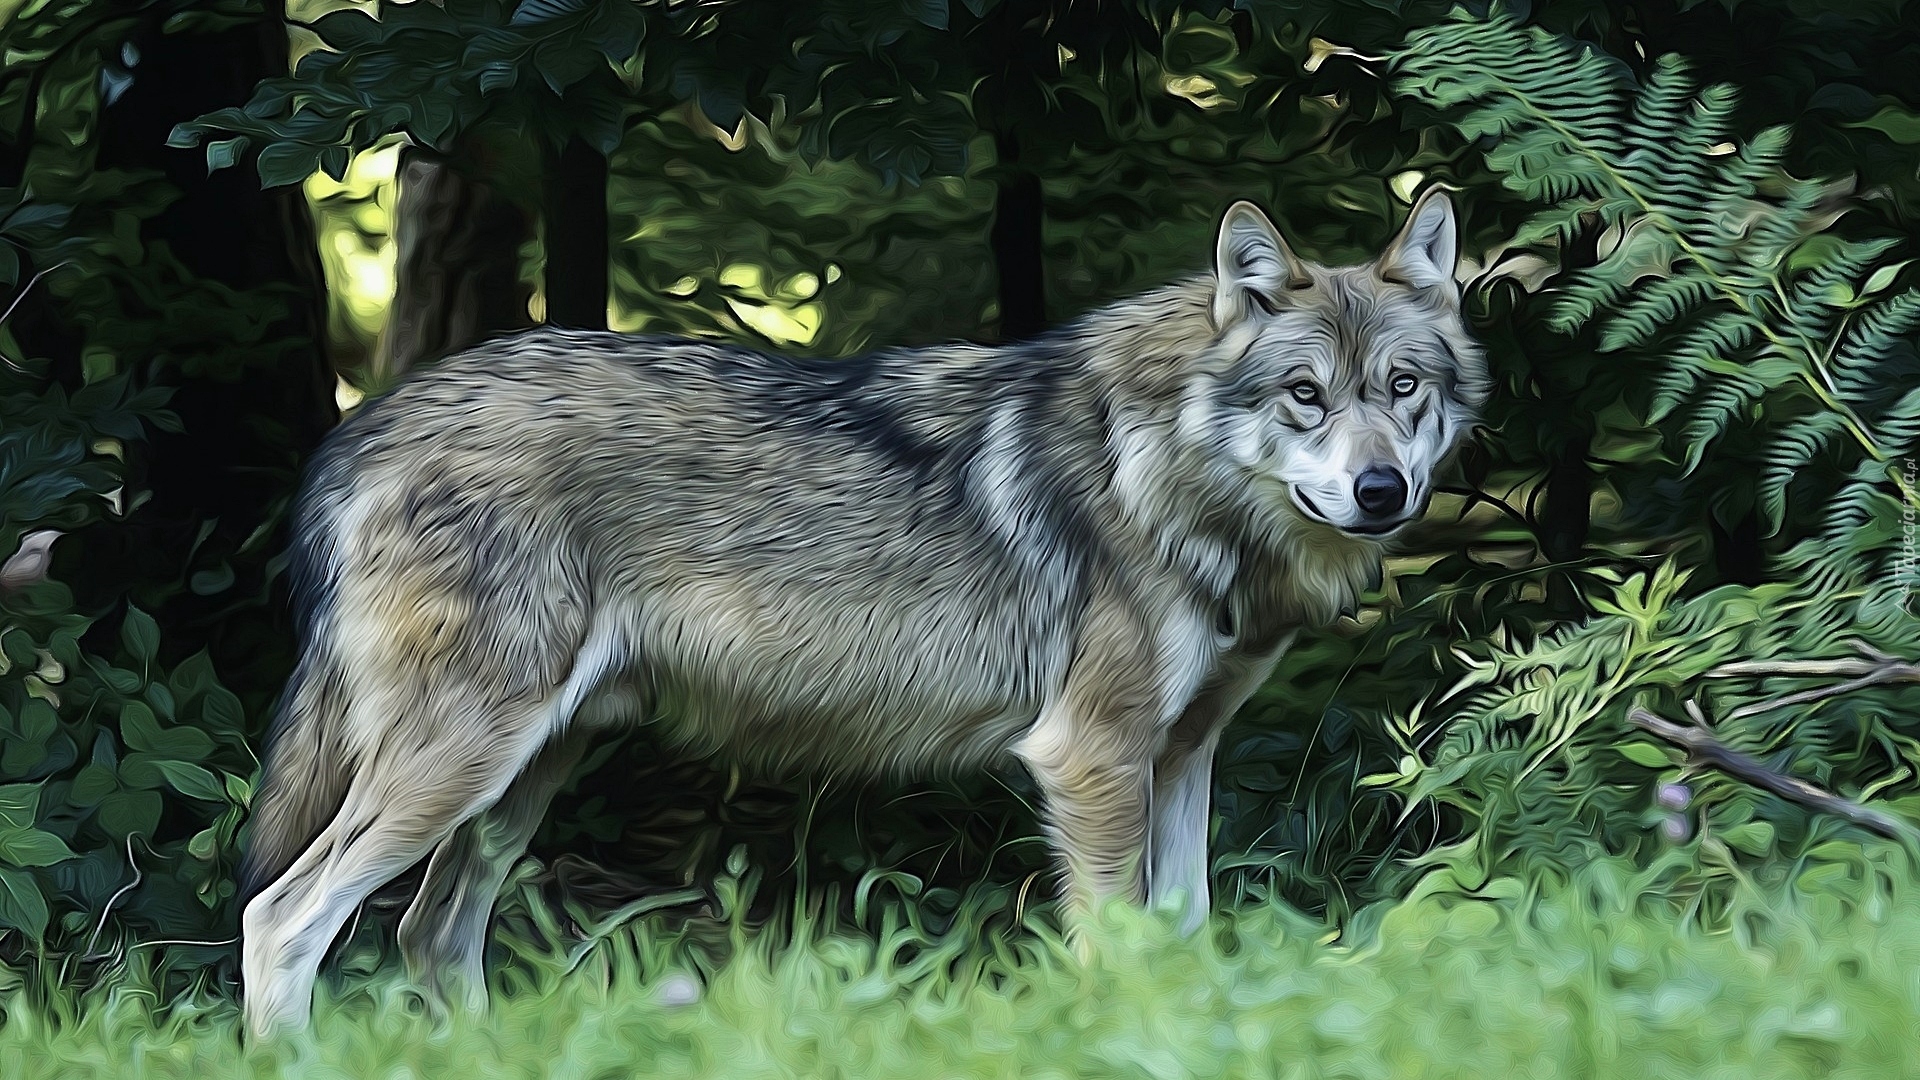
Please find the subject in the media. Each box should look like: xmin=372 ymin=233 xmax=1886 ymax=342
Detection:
xmin=1354 ymin=466 xmax=1408 ymax=517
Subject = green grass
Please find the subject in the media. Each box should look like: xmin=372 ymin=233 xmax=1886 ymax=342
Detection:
xmin=2 ymin=855 xmax=1917 ymax=1079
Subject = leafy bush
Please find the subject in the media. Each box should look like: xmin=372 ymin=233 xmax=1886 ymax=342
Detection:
xmin=1326 ymin=12 xmax=1920 ymax=917
xmin=0 ymin=1 xmax=319 ymax=972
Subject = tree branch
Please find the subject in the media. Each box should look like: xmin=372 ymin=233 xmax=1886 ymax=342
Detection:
xmin=1705 ymin=643 xmax=1920 ymax=722
xmin=1627 ymin=706 xmax=1917 ymax=843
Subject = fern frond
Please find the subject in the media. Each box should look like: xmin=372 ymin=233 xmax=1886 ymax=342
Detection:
xmin=1396 ymin=11 xmax=1918 ymax=567
xmin=1599 ymin=275 xmax=1716 ymax=351
xmin=1647 ymin=312 xmax=1755 ymax=422
xmin=1834 ymin=290 xmax=1920 ymax=398
xmin=1759 ymin=410 xmax=1850 ymax=528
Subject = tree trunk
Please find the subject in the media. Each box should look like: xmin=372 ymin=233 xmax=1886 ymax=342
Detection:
xmin=1540 ymin=432 xmax=1593 ymax=610
xmin=541 ymin=137 xmax=610 ymax=330
xmin=989 ymin=129 xmax=1047 ymax=342
xmin=373 ymin=145 xmax=536 ymax=381
xmin=98 ymin=9 xmax=336 ymax=458
xmin=1710 ymin=511 xmax=1765 ymax=586
xmin=87 ymin=4 xmax=336 ymax=688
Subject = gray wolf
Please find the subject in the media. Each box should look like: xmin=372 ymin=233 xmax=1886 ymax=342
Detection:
xmin=238 ymin=189 xmax=1486 ymax=1037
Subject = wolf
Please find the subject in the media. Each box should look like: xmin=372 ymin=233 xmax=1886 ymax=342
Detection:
xmin=238 ymin=189 xmax=1486 ymax=1037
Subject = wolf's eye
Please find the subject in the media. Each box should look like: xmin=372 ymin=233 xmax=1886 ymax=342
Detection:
xmin=1288 ymin=382 xmax=1322 ymax=407
xmin=1390 ymin=373 xmax=1419 ymax=399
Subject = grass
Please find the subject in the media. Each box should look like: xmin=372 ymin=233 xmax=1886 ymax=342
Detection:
xmin=1 ymin=854 xmax=1917 ymax=1079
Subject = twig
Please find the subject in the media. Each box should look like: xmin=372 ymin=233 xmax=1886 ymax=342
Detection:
xmin=0 ymin=260 xmax=74 ymax=373
xmin=128 ymin=935 xmax=239 ymax=951
xmin=82 ymin=834 xmax=144 ymax=962
xmin=1706 ymin=642 xmax=1920 ymax=722
xmin=1628 ymin=706 xmax=1917 ymax=842
xmin=1708 ymin=658 xmax=1920 ymax=680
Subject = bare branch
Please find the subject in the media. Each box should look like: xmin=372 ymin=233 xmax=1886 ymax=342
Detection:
xmin=1708 ymin=658 xmax=1919 ymax=680
xmin=0 ymin=259 xmax=74 ymax=374
xmin=1627 ymin=706 xmax=1918 ymax=843
xmin=1704 ymin=644 xmax=1920 ymax=722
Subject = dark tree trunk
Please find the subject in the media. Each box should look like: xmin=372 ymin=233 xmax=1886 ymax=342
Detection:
xmin=989 ymin=129 xmax=1047 ymax=342
xmin=86 ymin=5 xmax=336 ymax=691
xmin=1537 ymin=415 xmax=1594 ymax=615
xmin=1540 ymin=433 xmax=1592 ymax=543
xmin=1710 ymin=511 xmax=1766 ymax=586
xmin=541 ymin=137 xmax=610 ymax=330
xmin=97 ymin=10 xmax=336 ymax=461
xmin=374 ymin=144 xmax=536 ymax=380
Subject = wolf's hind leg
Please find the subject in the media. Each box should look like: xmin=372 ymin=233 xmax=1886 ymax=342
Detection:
xmin=397 ymin=725 xmax=596 ymax=1008
xmin=240 ymin=698 xmax=555 ymax=1040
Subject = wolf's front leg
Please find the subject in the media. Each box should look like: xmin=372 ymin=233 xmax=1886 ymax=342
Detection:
xmin=1147 ymin=739 xmax=1220 ymax=935
xmin=1148 ymin=636 xmax=1294 ymax=935
xmin=1013 ymin=595 xmax=1191 ymax=945
xmin=1014 ymin=701 xmax=1155 ymax=935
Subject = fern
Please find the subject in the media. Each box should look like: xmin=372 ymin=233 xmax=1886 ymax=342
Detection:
xmin=1394 ymin=13 xmax=1920 ymax=560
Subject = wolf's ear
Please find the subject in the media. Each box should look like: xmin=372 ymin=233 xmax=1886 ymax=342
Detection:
xmin=1378 ymin=189 xmax=1459 ymax=290
xmin=1213 ymin=201 xmax=1309 ymax=329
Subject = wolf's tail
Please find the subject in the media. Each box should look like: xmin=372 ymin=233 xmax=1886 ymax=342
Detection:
xmin=238 ymin=653 xmax=352 ymax=900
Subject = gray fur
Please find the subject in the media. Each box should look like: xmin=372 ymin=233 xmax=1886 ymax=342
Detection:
xmin=240 ymin=189 xmax=1486 ymax=1037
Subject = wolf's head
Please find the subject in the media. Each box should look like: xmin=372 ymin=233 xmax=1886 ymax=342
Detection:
xmin=1202 ymin=190 xmax=1489 ymax=538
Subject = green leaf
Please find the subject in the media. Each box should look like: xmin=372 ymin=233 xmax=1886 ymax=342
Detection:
xmin=120 ymin=604 xmax=160 ymax=668
xmin=144 ymin=682 xmax=176 ymax=720
xmin=0 ymin=866 xmax=49 ymax=941
xmin=0 ymin=828 xmax=77 ymax=868
xmin=69 ymin=765 xmax=118 ymax=807
xmin=1616 ymin=742 xmax=1674 ymax=768
xmin=152 ymin=760 xmax=226 ymax=804
xmin=511 ymin=0 xmax=592 ymax=25
xmin=1 ymin=202 xmax=72 ymax=234
xmin=1721 ymin=821 xmax=1775 ymax=856
xmin=1861 ymin=261 xmax=1908 ymax=298
xmin=0 ymin=786 xmax=39 ymax=832
xmin=189 ymin=563 xmax=235 ymax=596
xmin=318 ymin=146 xmax=350 ymax=183
xmin=97 ymin=666 xmax=142 ymax=695
xmin=205 ymin=136 xmax=249 ymax=174
xmin=168 ymin=651 xmax=218 ymax=703
xmin=188 ymin=827 xmax=219 ymax=861
xmin=905 ymin=0 xmax=948 ymax=29
xmin=96 ymin=791 xmax=162 ymax=839
xmin=202 ymin=687 xmax=244 ymax=733
xmin=118 ymin=753 xmax=165 ymax=792
xmin=0 ymin=629 xmax=34 ymax=668
xmin=1849 ymin=104 xmax=1920 ymax=145
xmin=120 ymin=701 xmax=215 ymax=759
xmin=256 ymin=142 xmax=320 ymax=189
xmin=119 ymin=700 xmax=162 ymax=753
